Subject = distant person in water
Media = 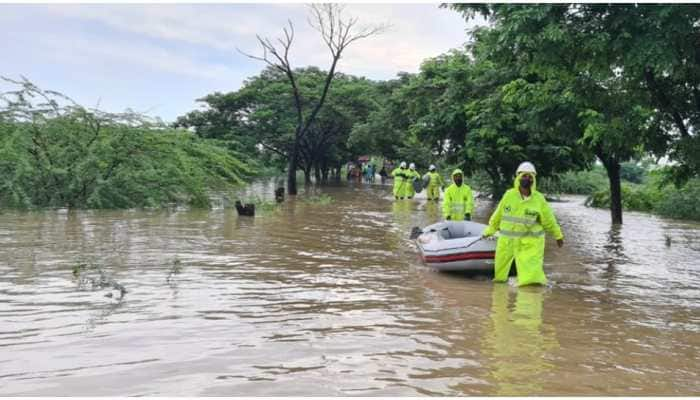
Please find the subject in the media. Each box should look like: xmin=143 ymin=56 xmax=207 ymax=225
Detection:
xmin=424 ymin=164 xmax=445 ymax=201
xmin=379 ymin=166 xmax=388 ymax=184
xmin=481 ymin=162 xmax=564 ymax=286
xmin=442 ymin=168 xmax=473 ymax=221
xmin=391 ymin=162 xmax=409 ymax=199
xmin=404 ymin=163 xmax=421 ymax=199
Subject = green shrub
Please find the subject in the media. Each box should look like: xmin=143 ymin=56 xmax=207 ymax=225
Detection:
xmin=586 ymin=183 xmax=656 ymax=211
xmin=585 ymin=177 xmax=700 ymax=221
xmin=302 ymin=193 xmax=334 ymax=205
xmin=0 ymin=78 xmax=255 ymax=209
xmin=654 ymin=179 xmax=700 ymax=220
xmin=539 ymin=167 xmax=608 ymax=195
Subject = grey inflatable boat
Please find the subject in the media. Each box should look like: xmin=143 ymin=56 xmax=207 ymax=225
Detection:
xmin=415 ymin=221 xmax=496 ymax=271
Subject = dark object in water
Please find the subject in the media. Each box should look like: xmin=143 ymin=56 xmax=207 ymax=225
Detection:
xmin=410 ymin=226 xmax=423 ymax=240
xmin=412 ymin=179 xmax=423 ymax=194
xmin=275 ymin=187 xmax=285 ymax=203
xmin=235 ymin=200 xmax=255 ymax=216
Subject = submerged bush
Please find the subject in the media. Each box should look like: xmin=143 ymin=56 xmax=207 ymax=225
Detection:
xmin=538 ymin=167 xmax=608 ymax=195
xmin=0 ymin=77 xmax=254 ymax=209
xmin=586 ymin=177 xmax=700 ymax=221
xmin=302 ymin=193 xmax=334 ymax=205
xmin=653 ymin=179 xmax=700 ymax=220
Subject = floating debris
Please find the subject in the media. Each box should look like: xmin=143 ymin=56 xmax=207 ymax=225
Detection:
xmin=166 ymin=258 xmax=182 ymax=283
xmin=235 ymin=200 xmax=256 ymax=216
xmin=72 ymin=262 xmax=127 ymax=299
xmin=275 ymin=187 xmax=285 ymax=203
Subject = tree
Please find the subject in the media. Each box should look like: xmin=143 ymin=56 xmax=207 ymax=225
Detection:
xmin=239 ymin=4 xmax=386 ymax=195
xmin=177 ymin=67 xmax=382 ymax=184
xmin=449 ymin=4 xmax=668 ymax=223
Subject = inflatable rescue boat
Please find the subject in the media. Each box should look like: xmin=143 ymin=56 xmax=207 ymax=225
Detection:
xmin=415 ymin=221 xmax=496 ymax=271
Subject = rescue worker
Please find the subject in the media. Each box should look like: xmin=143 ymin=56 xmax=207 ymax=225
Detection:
xmin=424 ymin=164 xmax=445 ymax=201
xmin=405 ymin=163 xmax=421 ymax=199
xmin=391 ymin=161 xmax=409 ymax=200
xmin=481 ymin=162 xmax=564 ymax=286
xmin=442 ymin=168 xmax=474 ymax=221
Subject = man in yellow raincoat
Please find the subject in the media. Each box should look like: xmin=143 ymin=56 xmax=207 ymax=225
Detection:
xmin=482 ymin=162 xmax=564 ymax=286
xmin=442 ymin=168 xmax=474 ymax=221
xmin=391 ymin=161 xmax=409 ymax=200
xmin=405 ymin=163 xmax=421 ymax=199
xmin=424 ymin=164 xmax=445 ymax=201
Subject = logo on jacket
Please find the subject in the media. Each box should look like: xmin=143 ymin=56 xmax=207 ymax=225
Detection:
xmin=525 ymin=209 xmax=538 ymax=217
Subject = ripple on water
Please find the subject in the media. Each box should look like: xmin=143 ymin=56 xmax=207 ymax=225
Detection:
xmin=0 ymin=189 xmax=698 ymax=395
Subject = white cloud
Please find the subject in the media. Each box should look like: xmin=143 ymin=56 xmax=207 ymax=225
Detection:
xmin=41 ymin=4 xmax=480 ymax=76
xmin=1 ymin=3 xmax=484 ymax=120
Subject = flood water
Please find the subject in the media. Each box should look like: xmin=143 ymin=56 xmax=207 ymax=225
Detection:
xmin=1 ymin=179 xmax=699 ymax=395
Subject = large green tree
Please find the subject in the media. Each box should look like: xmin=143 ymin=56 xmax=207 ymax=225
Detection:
xmin=450 ymin=4 xmax=672 ymax=223
xmin=177 ymin=67 xmax=381 ymax=184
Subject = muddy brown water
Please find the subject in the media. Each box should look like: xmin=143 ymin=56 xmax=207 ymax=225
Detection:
xmin=1 ymin=179 xmax=699 ymax=395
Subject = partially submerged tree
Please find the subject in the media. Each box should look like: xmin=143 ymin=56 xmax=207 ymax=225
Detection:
xmin=239 ymin=4 xmax=387 ymax=195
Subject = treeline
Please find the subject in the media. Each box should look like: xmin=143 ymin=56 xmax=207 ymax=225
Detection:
xmin=0 ymin=78 xmax=254 ymax=209
xmin=2 ymin=4 xmax=699 ymax=220
xmin=179 ymin=4 xmax=700 ymax=223
xmin=176 ymin=67 xmax=382 ymax=185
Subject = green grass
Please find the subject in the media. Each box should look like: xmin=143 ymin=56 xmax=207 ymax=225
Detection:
xmin=302 ymin=193 xmax=334 ymax=205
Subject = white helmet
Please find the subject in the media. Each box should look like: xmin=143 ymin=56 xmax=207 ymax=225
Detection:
xmin=429 ymin=164 xmax=436 ymax=171
xmin=409 ymin=163 xmax=416 ymax=169
xmin=516 ymin=161 xmax=537 ymax=175
xmin=400 ymin=161 xmax=407 ymax=168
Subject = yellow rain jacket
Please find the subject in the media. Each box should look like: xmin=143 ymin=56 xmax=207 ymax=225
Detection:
xmin=483 ymin=173 xmax=564 ymax=286
xmin=426 ymin=171 xmax=445 ymax=200
xmin=405 ymin=168 xmax=421 ymax=198
xmin=442 ymin=169 xmax=474 ymax=220
xmin=391 ymin=167 xmax=409 ymax=198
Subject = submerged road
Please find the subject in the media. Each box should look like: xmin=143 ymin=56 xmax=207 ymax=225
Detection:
xmin=1 ymin=179 xmax=698 ymax=395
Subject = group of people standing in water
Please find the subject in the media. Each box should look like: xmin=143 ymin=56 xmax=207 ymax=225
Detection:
xmin=391 ymin=161 xmax=565 ymax=287
xmin=391 ymin=162 xmax=473 ymax=222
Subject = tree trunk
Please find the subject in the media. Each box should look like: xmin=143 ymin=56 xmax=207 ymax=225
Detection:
xmin=303 ymin=166 xmax=312 ymax=185
xmin=287 ymin=142 xmax=298 ymax=195
xmin=314 ymin=164 xmax=321 ymax=184
xmin=334 ymin=165 xmax=342 ymax=183
xmin=602 ymin=157 xmax=623 ymax=225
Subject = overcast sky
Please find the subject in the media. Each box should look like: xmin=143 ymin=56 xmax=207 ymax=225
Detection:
xmin=1 ymin=3 xmax=483 ymax=122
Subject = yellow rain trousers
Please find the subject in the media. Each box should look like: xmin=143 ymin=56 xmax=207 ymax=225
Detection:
xmin=391 ymin=167 xmax=408 ymax=198
xmin=483 ymin=173 xmax=564 ymax=286
xmin=441 ymin=168 xmax=474 ymax=221
xmin=426 ymin=171 xmax=444 ymax=200
xmin=405 ymin=169 xmax=420 ymax=198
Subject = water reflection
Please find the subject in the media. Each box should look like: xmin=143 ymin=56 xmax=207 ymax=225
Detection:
xmin=422 ymin=200 xmax=442 ymax=225
xmin=391 ymin=200 xmax=413 ymax=229
xmin=483 ymin=285 xmax=559 ymax=395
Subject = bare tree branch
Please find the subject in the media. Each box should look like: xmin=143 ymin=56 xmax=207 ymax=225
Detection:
xmin=242 ymin=3 xmax=387 ymax=194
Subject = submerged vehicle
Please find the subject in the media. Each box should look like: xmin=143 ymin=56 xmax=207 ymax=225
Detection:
xmin=415 ymin=220 xmax=496 ymax=271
